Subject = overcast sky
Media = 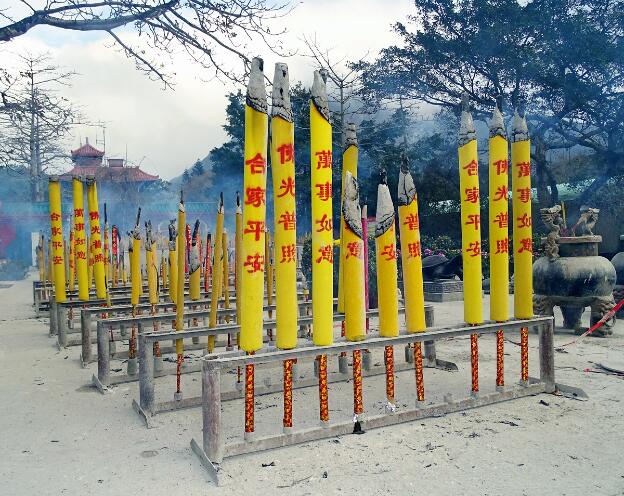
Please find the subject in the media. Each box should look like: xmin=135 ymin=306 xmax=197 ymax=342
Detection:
xmin=0 ymin=0 xmax=414 ymax=180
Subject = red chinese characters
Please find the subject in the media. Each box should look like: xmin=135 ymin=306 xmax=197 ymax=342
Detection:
xmin=346 ymin=241 xmax=362 ymax=259
xmin=245 ymin=153 xmax=266 ymax=174
xmin=493 ymin=185 xmax=508 ymax=201
xmin=516 ymin=213 xmax=532 ymax=228
xmin=407 ymin=241 xmax=421 ymax=258
xmin=315 ymin=182 xmax=332 ymax=201
xmin=244 ymin=253 xmax=265 ymax=273
xmin=465 ymin=214 xmax=480 ymax=231
xmin=462 ymin=160 xmax=478 ymax=176
xmin=50 ymin=212 xmax=61 ymax=222
xmin=74 ymin=208 xmax=84 ymax=218
xmin=493 ymin=212 xmax=508 ymax=228
xmin=517 ymin=161 xmax=531 ymax=177
xmin=245 ymin=186 xmax=266 ymax=207
xmin=315 ymin=214 xmax=332 ymax=232
xmin=466 ymin=241 xmax=481 ymax=257
xmin=90 ymin=225 xmax=100 ymax=235
xmin=89 ymin=211 xmax=99 ymax=221
xmin=277 ymin=143 xmax=294 ymax=164
xmin=280 ymin=244 xmax=296 ymax=263
xmin=518 ymin=238 xmax=532 ymax=254
xmin=380 ymin=244 xmax=396 ymax=261
xmin=316 ymin=245 xmax=333 ymax=264
xmin=315 ymin=150 xmax=332 ymax=169
xmin=278 ymin=211 xmax=296 ymax=231
xmin=277 ymin=177 xmax=295 ymax=198
xmin=495 ymin=238 xmax=509 ymax=254
xmin=464 ymin=187 xmax=479 ymax=204
xmin=516 ymin=187 xmax=531 ymax=203
xmin=244 ymin=220 xmax=265 ymax=242
xmin=494 ymin=159 xmax=508 ymax=175
xmin=403 ymin=213 xmax=419 ymax=231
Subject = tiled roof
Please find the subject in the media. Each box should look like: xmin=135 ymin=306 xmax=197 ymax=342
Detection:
xmin=71 ymin=143 xmax=104 ymax=158
xmin=60 ymin=165 xmax=159 ymax=182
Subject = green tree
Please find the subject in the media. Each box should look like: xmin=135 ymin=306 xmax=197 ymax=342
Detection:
xmin=191 ymin=159 xmax=204 ymax=177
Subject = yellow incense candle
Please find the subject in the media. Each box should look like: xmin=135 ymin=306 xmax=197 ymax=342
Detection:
xmin=235 ymin=197 xmax=243 ymax=326
xmin=48 ymin=239 xmax=54 ymax=283
xmin=398 ymin=161 xmax=426 ymax=332
xmin=265 ymin=229 xmax=273 ymax=314
xmin=338 ymin=123 xmax=358 ymax=314
xmin=489 ymin=105 xmax=509 ymax=322
xmin=189 ymin=221 xmax=201 ymax=301
xmin=512 ymin=111 xmax=533 ymax=319
xmin=310 ymin=70 xmax=334 ymax=346
xmin=270 ymin=63 xmax=298 ymax=349
xmin=168 ymin=220 xmax=178 ymax=304
xmin=458 ymin=97 xmax=483 ymax=324
xmin=342 ymin=172 xmax=366 ymax=341
xmin=87 ymin=236 xmax=93 ymax=289
xmin=146 ymin=232 xmax=158 ymax=306
xmin=222 ymin=230 xmax=230 ymax=320
xmin=130 ymin=233 xmax=141 ymax=307
xmin=175 ymin=199 xmax=186 ymax=354
xmin=208 ymin=196 xmax=224 ymax=352
xmin=375 ymin=174 xmax=399 ymax=337
xmin=68 ymin=226 xmax=76 ymax=293
xmin=48 ymin=176 xmax=66 ymax=302
xmin=86 ymin=177 xmax=107 ymax=300
xmin=240 ymin=57 xmax=268 ymax=353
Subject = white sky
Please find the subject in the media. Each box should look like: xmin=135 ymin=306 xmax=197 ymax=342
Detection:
xmin=0 ymin=0 xmax=414 ymax=180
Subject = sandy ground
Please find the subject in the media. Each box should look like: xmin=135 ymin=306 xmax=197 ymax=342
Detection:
xmin=2 ymin=272 xmax=624 ymax=496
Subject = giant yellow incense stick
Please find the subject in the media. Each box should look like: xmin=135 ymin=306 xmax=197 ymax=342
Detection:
xmin=342 ymin=172 xmax=366 ymax=341
xmin=68 ymin=225 xmax=76 ymax=293
xmin=48 ymin=176 xmax=66 ymax=302
xmin=130 ymin=228 xmax=141 ymax=307
xmin=458 ymin=95 xmax=483 ymax=324
xmin=398 ymin=159 xmax=426 ymax=332
xmin=489 ymin=104 xmax=509 ymax=322
xmin=310 ymin=69 xmax=334 ymax=347
xmin=146 ymin=221 xmax=158 ymax=305
xmin=235 ymin=195 xmax=243 ymax=326
xmin=338 ymin=123 xmax=358 ymax=314
xmin=270 ymin=62 xmax=298 ymax=350
xmin=222 ymin=230 xmax=230 ymax=322
xmin=168 ymin=220 xmax=178 ymax=304
xmin=512 ymin=111 xmax=533 ymax=319
xmin=85 ymin=176 xmax=107 ymax=300
xmin=240 ymin=57 xmax=268 ymax=354
xmin=458 ymin=94 xmax=483 ymax=395
xmin=209 ymin=195 xmax=224 ymax=352
xmin=175 ymin=197 xmax=186 ymax=354
xmin=375 ymin=172 xmax=399 ymax=337
xmin=189 ymin=220 xmax=201 ymax=301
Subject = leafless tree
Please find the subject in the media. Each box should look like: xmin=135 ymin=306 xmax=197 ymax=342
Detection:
xmin=302 ymin=34 xmax=368 ymax=148
xmin=0 ymin=52 xmax=79 ymax=201
xmin=0 ymin=1 xmax=291 ymax=87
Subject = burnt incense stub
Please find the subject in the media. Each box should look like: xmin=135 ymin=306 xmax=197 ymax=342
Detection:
xmin=511 ymin=110 xmax=529 ymax=142
xmin=271 ymin=62 xmax=293 ymax=123
xmin=343 ymin=122 xmax=358 ymax=149
xmin=489 ymin=105 xmax=506 ymax=138
xmin=342 ymin=172 xmax=363 ymax=239
xmin=458 ymin=93 xmax=476 ymax=146
xmin=375 ymin=183 xmax=394 ymax=238
xmin=311 ymin=70 xmax=331 ymax=123
xmin=246 ymin=57 xmax=267 ymax=114
xmin=398 ymin=168 xmax=416 ymax=206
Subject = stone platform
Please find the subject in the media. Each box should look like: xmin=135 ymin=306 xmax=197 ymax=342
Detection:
xmin=424 ymin=279 xmax=464 ymax=302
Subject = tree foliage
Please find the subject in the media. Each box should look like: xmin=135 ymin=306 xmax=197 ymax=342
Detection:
xmin=0 ymin=0 xmax=290 ymax=86
xmin=355 ymin=0 xmax=624 ymax=207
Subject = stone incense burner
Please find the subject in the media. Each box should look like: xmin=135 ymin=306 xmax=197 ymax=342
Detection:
xmin=533 ymin=206 xmax=616 ymax=335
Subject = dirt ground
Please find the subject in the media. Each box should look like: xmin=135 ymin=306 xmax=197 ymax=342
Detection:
xmin=1 ymin=272 xmax=623 ymax=495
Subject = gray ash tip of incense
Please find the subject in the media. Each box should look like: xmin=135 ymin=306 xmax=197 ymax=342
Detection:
xmin=342 ymin=171 xmax=363 ymax=239
xmin=489 ymin=105 xmax=506 ymax=138
xmin=178 ymin=201 xmax=185 ymax=213
xmin=375 ymin=183 xmax=395 ymax=237
xmin=271 ymin=62 xmax=293 ymax=122
xmin=458 ymin=93 xmax=476 ymax=146
xmin=246 ymin=57 xmax=267 ymax=114
xmin=49 ymin=175 xmax=59 ymax=183
xmin=311 ymin=70 xmax=331 ymax=123
xmin=168 ymin=240 xmax=176 ymax=250
xmin=343 ymin=122 xmax=358 ymax=148
xmin=398 ymin=167 xmax=416 ymax=206
xmin=511 ymin=110 xmax=529 ymax=142
xmin=85 ymin=174 xmax=95 ymax=185
xmin=190 ymin=244 xmax=200 ymax=272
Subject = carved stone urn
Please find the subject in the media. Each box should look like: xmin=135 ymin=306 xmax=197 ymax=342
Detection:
xmin=611 ymin=235 xmax=624 ymax=317
xmin=533 ymin=235 xmax=617 ymax=335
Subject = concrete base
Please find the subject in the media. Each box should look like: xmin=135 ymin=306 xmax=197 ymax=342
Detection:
xmin=127 ymin=357 xmax=138 ymax=376
xmin=424 ymin=279 xmax=465 ymax=302
xmin=424 ymin=291 xmax=464 ymax=302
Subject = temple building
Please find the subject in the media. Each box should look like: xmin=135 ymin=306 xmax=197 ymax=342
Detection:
xmin=60 ymin=139 xmax=159 ymax=183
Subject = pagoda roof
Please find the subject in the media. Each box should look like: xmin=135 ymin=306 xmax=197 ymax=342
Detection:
xmin=60 ymin=165 xmax=159 ymax=182
xmin=71 ymin=142 xmax=104 ymax=158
